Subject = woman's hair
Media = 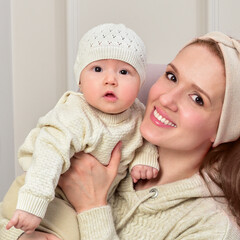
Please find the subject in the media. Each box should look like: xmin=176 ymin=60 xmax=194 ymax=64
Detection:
xmin=185 ymin=38 xmax=225 ymax=68
xmin=203 ymin=139 xmax=240 ymax=225
xmin=189 ymin=38 xmax=240 ymax=225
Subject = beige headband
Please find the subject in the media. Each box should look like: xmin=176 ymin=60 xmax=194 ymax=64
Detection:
xmin=198 ymin=32 xmax=240 ymax=147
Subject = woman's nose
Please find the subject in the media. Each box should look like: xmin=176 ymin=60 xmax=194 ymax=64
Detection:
xmin=158 ymin=89 xmax=178 ymax=112
xmin=104 ymin=73 xmax=118 ymax=86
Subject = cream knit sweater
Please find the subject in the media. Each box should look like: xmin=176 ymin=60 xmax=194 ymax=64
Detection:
xmin=15 ymin=91 xmax=159 ymax=219
xmin=76 ymin=173 xmax=240 ymax=240
xmin=1 ymin=173 xmax=240 ymax=240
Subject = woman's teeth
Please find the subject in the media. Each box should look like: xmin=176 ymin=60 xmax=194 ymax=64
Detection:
xmin=153 ymin=109 xmax=176 ymax=127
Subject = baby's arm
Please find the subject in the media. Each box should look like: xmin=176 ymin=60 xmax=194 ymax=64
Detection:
xmin=131 ymin=165 xmax=158 ymax=183
xmin=6 ymin=210 xmax=41 ymax=234
xmin=16 ymin=93 xmax=88 ymax=219
xmin=129 ymin=139 xmax=159 ymax=183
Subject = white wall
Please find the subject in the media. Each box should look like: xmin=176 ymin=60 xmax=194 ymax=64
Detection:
xmin=11 ymin=0 xmax=67 ymax=178
xmin=1 ymin=0 xmax=67 ymax=199
xmin=218 ymin=0 xmax=240 ymax=39
xmin=0 ymin=0 xmax=15 ymax=201
xmin=67 ymin=0 xmax=208 ymax=90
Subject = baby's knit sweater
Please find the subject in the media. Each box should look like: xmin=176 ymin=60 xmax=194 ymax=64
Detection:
xmin=1 ymin=173 xmax=240 ymax=240
xmin=16 ymin=91 xmax=159 ymax=219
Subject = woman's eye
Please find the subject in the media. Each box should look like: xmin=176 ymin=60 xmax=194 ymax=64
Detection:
xmin=120 ymin=69 xmax=128 ymax=75
xmin=191 ymin=94 xmax=204 ymax=106
xmin=166 ymin=72 xmax=177 ymax=82
xmin=94 ymin=67 xmax=102 ymax=72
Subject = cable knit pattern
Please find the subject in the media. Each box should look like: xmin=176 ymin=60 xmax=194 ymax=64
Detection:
xmin=16 ymin=91 xmax=158 ymax=219
xmin=1 ymin=173 xmax=240 ymax=239
xmin=77 ymin=173 xmax=240 ymax=240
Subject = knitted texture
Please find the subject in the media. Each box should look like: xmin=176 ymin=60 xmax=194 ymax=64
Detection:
xmin=1 ymin=174 xmax=240 ymax=239
xmin=198 ymin=32 xmax=240 ymax=146
xmin=74 ymin=23 xmax=147 ymax=86
xmin=77 ymin=174 xmax=240 ymax=240
xmin=16 ymin=91 xmax=158 ymax=219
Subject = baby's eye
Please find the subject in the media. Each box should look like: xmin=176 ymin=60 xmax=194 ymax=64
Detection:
xmin=120 ymin=69 xmax=128 ymax=75
xmin=94 ymin=66 xmax=102 ymax=72
xmin=190 ymin=94 xmax=204 ymax=106
xmin=166 ymin=72 xmax=177 ymax=82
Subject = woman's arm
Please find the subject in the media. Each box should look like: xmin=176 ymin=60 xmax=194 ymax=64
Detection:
xmin=58 ymin=142 xmax=122 ymax=239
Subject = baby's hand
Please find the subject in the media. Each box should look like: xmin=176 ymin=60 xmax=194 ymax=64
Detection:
xmin=131 ymin=165 xmax=158 ymax=183
xmin=6 ymin=209 xmax=41 ymax=234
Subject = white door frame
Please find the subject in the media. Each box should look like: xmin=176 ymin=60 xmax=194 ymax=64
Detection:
xmin=67 ymin=0 xmax=80 ymax=91
xmin=0 ymin=0 xmax=15 ymax=200
xmin=208 ymin=0 xmax=219 ymax=32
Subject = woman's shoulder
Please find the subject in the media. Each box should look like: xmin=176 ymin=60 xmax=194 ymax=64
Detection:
xmin=113 ymin=174 xmax=240 ymax=239
xmin=184 ymin=196 xmax=240 ymax=239
xmin=223 ymin=216 xmax=240 ymax=240
xmin=213 ymin=200 xmax=240 ymax=239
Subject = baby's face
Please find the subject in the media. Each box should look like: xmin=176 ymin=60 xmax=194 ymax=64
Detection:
xmin=79 ymin=59 xmax=140 ymax=114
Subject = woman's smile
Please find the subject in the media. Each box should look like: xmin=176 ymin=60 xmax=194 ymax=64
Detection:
xmin=141 ymin=44 xmax=225 ymax=151
xmin=151 ymin=107 xmax=177 ymax=128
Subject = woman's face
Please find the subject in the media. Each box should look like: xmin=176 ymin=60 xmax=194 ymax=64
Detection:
xmin=141 ymin=44 xmax=225 ymax=153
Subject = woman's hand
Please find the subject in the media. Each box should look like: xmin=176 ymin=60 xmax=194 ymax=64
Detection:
xmin=58 ymin=142 xmax=122 ymax=213
xmin=18 ymin=231 xmax=61 ymax=240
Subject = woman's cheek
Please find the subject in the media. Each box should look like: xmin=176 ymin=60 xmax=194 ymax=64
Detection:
xmin=181 ymin=110 xmax=206 ymax=130
xmin=184 ymin=111 xmax=217 ymax=142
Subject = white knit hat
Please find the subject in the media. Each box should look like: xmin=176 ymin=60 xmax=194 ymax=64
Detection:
xmin=198 ymin=32 xmax=240 ymax=147
xmin=74 ymin=23 xmax=147 ymax=86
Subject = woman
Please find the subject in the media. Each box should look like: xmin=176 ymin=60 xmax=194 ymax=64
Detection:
xmin=1 ymin=31 xmax=240 ymax=239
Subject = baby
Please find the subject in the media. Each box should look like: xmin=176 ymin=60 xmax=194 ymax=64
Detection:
xmin=6 ymin=23 xmax=159 ymax=234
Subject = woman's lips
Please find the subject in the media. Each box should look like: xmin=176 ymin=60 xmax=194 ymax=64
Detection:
xmin=150 ymin=107 xmax=177 ymax=128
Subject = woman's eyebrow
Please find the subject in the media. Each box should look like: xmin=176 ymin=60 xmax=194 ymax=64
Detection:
xmin=168 ymin=63 xmax=179 ymax=74
xmin=191 ymin=84 xmax=211 ymax=103
xmin=168 ymin=63 xmax=211 ymax=103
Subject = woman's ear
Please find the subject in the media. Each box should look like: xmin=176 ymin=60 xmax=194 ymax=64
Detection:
xmin=78 ymin=82 xmax=82 ymax=92
xmin=210 ymin=134 xmax=216 ymax=143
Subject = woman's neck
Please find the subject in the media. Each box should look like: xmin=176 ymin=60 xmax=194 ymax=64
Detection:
xmin=135 ymin=146 xmax=207 ymax=190
xmin=158 ymin=148 xmax=203 ymax=184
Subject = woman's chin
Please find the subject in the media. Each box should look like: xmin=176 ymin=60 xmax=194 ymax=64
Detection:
xmin=140 ymin=123 xmax=158 ymax=145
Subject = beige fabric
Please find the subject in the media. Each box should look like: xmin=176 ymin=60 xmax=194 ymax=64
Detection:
xmin=199 ymin=32 xmax=240 ymax=147
xmin=1 ymin=174 xmax=79 ymax=240
xmin=1 ymin=173 xmax=240 ymax=239
xmin=15 ymin=91 xmax=158 ymax=219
